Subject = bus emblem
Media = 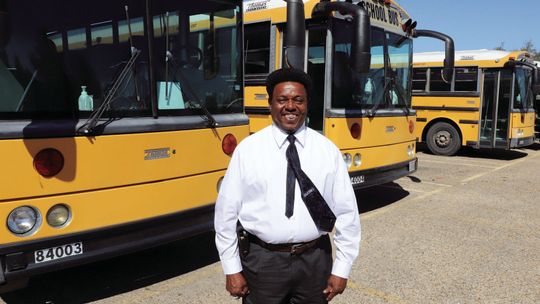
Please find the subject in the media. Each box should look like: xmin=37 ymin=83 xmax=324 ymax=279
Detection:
xmin=144 ymin=148 xmax=171 ymax=160
xmin=386 ymin=126 xmax=396 ymax=133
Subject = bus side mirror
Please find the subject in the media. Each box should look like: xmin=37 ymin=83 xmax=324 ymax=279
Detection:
xmin=413 ymin=29 xmax=455 ymax=83
xmin=533 ymin=68 xmax=540 ymax=95
xmin=312 ymin=1 xmax=371 ymax=74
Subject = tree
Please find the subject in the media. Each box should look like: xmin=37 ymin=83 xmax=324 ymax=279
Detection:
xmin=520 ymin=39 xmax=540 ymax=61
xmin=494 ymin=41 xmax=505 ymax=51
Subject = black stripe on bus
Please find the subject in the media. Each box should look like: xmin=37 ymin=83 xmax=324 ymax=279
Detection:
xmin=416 ymin=118 xmax=427 ymax=122
xmin=466 ymin=141 xmax=478 ymax=147
xmin=245 ymin=107 xmax=271 ymax=115
xmin=0 ymin=114 xmax=249 ymax=139
xmin=459 ymin=120 xmax=478 ymax=124
xmin=412 ymin=106 xmax=479 ymax=112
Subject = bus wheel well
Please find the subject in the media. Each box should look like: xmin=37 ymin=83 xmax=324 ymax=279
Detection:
xmin=422 ymin=118 xmax=462 ymax=144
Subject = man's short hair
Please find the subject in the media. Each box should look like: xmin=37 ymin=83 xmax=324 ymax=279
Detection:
xmin=266 ymin=68 xmax=313 ymax=103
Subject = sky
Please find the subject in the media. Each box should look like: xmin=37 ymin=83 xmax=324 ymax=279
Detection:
xmin=398 ymin=0 xmax=540 ymax=53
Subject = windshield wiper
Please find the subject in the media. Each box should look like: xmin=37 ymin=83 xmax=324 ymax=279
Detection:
xmin=78 ymin=48 xmax=141 ymax=134
xmin=167 ymin=53 xmax=218 ymax=128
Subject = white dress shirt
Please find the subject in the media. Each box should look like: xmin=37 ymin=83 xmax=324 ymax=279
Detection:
xmin=214 ymin=123 xmax=360 ymax=278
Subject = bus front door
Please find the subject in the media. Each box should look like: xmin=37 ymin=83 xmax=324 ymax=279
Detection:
xmin=480 ymin=69 xmax=511 ymax=148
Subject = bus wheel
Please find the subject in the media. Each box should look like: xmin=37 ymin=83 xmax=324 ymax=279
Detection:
xmin=426 ymin=122 xmax=461 ymax=156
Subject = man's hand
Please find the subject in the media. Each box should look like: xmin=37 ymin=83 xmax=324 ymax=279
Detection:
xmin=226 ymin=272 xmax=249 ymax=298
xmin=323 ymin=274 xmax=348 ymax=301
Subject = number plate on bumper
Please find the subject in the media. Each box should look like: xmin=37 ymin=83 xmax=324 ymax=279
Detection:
xmin=34 ymin=242 xmax=83 ymax=264
xmin=408 ymin=160 xmax=416 ymax=172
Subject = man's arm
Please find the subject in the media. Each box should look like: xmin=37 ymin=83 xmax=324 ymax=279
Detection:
xmin=325 ymin=148 xmax=361 ymax=300
xmin=214 ymin=148 xmax=246 ymax=295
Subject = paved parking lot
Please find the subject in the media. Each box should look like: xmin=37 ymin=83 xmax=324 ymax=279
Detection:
xmin=2 ymin=144 xmax=539 ymax=304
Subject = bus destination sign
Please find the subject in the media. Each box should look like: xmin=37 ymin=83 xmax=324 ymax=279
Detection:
xmin=357 ymin=0 xmax=402 ymax=29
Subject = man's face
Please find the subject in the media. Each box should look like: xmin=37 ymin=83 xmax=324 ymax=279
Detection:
xmin=270 ymin=81 xmax=308 ymax=134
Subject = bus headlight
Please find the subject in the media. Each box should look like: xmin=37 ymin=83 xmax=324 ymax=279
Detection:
xmin=353 ymin=153 xmax=362 ymax=167
xmin=7 ymin=206 xmax=40 ymax=235
xmin=47 ymin=204 xmax=70 ymax=227
xmin=343 ymin=153 xmax=352 ymax=168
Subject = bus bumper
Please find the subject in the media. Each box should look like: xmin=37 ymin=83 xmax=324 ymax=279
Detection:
xmin=509 ymin=136 xmax=534 ymax=148
xmin=0 ymin=204 xmax=214 ymax=293
xmin=349 ymin=158 xmax=418 ymax=190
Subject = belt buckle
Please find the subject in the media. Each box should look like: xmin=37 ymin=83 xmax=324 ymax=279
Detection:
xmin=290 ymin=243 xmax=304 ymax=255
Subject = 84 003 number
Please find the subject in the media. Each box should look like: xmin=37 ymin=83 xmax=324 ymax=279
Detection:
xmin=35 ymin=242 xmax=83 ymax=264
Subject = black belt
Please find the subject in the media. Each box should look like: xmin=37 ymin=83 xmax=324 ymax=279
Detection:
xmin=248 ymin=233 xmax=321 ymax=255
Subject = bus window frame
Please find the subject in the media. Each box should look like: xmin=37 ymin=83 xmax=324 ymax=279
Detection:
xmin=244 ymin=20 xmax=273 ymax=84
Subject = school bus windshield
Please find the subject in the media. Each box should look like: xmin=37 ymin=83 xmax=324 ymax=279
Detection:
xmin=331 ymin=19 xmax=412 ymax=109
xmin=0 ymin=1 xmax=242 ymax=119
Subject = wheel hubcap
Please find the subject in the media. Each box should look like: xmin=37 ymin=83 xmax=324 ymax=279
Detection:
xmin=435 ymin=130 xmax=451 ymax=147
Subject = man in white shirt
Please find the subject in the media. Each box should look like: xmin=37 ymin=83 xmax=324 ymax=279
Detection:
xmin=215 ymin=68 xmax=360 ymax=303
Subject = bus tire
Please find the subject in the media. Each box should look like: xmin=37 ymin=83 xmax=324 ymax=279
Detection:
xmin=426 ymin=122 xmax=461 ymax=156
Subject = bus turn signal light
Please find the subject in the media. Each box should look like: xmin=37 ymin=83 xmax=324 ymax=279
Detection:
xmin=350 ymin=123 xmax=361 ymax=139
xmin=222 ymin=134 xmax=237 ymax=155
xmin=34 ymin=148 xmax=64 ymax=177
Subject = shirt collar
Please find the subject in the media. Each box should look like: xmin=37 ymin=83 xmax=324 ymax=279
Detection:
xmin=271 ymin=123 xmax=306 ymax=149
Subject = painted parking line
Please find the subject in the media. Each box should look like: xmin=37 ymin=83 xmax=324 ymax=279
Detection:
xmin=461 ymin=152 xmax=540 ymax=183
xmin=379 ymin=184 xmax=430 ymax=193
xmin=347 ymin=280 xmax=408 ymax=304
xmin=420 ymin=159 xmax=498 ymax=169
xmin=396 ymin=178 xmax=453 ymax=188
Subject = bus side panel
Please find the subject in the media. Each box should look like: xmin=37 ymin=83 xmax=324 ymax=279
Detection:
xmin=0 ymin=170 xmax=224 ymax=244
xmin=249 ymin=115 xmax=273 ymax=133
xmin=412 ymin=96 xmax=481 ymax=145
xmin=0 ymin=126 xmax=248 ymax=201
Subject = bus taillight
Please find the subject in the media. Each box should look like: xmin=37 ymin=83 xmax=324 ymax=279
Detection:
xmin=34 ymin=148 xmax=64 ymax=177
xmin=350 ymin=123 xmax=361 ymax=139
xmin=409 ymin=120 xmax=415 ymax=134
xmin=222 ymin=134 xmax=237 ymax=155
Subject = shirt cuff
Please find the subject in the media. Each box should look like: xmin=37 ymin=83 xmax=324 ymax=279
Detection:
xmin=331 ymin=259 xmax=352 ymax=279
xmin=221 ymin=255 xmax=243 ymax=275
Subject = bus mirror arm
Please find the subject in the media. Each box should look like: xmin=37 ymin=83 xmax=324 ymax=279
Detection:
xmin=413 ymin=29 xmax=455 ymax=83
xmin=312 ymin=1 xmax=371 ymax=74
xmin=533 ymin=68 xmax=540 ymax=95
xmin=284 ymin=0 xmax=306 ymax=70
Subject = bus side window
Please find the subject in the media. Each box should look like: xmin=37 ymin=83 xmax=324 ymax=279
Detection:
xmin=412 ymin=68 xmax=427 ymax=92
xmin=454 ymin=67 xmax=478 ymax=92
xmin=244 ymin=22 xmax=271 ymax=75
xmin=429 ymin=68 xmax=451 ymax=92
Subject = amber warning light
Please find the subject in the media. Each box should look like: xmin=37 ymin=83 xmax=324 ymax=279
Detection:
xmin=34 ymin=148 xmax=64 ymax=177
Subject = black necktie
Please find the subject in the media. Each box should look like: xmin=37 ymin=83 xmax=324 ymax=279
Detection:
xmin=285 ymin=135 xmax=296 ymax=218
xmin=285 ymin=134 xmax=337 ymax=232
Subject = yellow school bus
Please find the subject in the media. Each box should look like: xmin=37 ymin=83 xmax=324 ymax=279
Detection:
xmin=0 ymin=0 xmax=247 ymax=292
xmin=412 ymin=50 xmax=538 ymax=155
xmin=243 ymin=0 xmax=454 ymax=188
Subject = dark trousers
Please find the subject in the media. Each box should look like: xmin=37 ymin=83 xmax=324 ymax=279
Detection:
xmin=241 ymin=235 xmax=332 ymax=304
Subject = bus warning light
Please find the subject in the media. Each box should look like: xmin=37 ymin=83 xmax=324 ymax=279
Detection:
xmin=409 ymin=120 xmax=414 ymax=133
xmin=222 ymin=134 xmax=238 ymax=155
xmin=350 ymin=123 xmax=361 ymax=139
xmin=34 ymin=148 xmax=64 ymax=177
